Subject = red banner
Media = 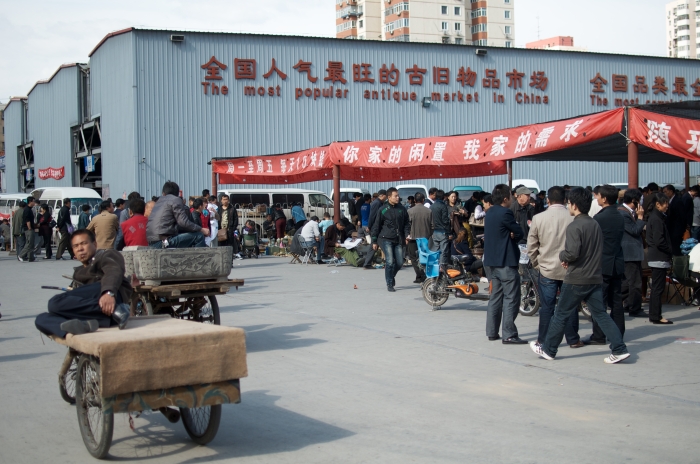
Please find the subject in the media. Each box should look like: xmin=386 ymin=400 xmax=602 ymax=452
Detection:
xmin=213 ymin=109 xmax=624 ymax=184
xmin=213 ymin=146 xmax=333 ymax=184
xmin=0 ymin=213 xmax=10 ymax=220
xmin=37 ymin=166 xmax=65 ymax=180
xmin=629 ymin=108 xmax=700 ymax=161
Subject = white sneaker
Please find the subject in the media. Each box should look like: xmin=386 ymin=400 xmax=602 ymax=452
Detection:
xmin=603 ymin=352 xmax=630 ymax=364
xmin=530 ymin=341 xmax=554 ymax=360
xmin=234 ymin=254 xmax=243 ymax=260
xmin=480 ymin=277 xmax=488 ymax=283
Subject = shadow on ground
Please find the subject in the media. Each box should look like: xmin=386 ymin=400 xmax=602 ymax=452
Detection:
xmin=241 ymin=323 xmax=327 ymax=352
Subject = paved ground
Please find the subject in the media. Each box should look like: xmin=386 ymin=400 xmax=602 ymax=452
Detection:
xmin=1 ymin=252 xmax=699 ymax=463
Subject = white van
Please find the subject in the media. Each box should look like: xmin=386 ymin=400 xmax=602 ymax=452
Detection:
xmin=30 ymin=187 xmax=102 ymax=225
xmin=330 ymin=187 xmax=370 ymax=219
xmin=217 ymin=188 xmax=335 ymax=230
xmin=0 ymin=193 xmax=29 ymax=220
xmin=395 ymin=184 xmax=429 ymax=204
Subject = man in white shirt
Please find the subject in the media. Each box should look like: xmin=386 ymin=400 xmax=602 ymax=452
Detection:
xmin=300 ymin=216 xmax=324 ymax=264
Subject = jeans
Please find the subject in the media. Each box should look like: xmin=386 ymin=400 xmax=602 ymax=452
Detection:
xmin=19 ymin=229 xmax=36 ymax=261
xmin=591 ymin=274 xmax=625 ymax=342
xmin=543 ymin=283 xmax=628 ymax=358
xmin=149 ymin=232 xmax=207 ymax=249
xmin=485 ymin=266 xmax=521 ymax=339
xmin=621 ymin=261 xmax=643 ymax=315
xmin=16 ymin=234 xmax=25 ymax=253
xmin=302 ymin=238 xmax=324 ymax=261
xmin=379 ymin=238 xmax=404 ymax=287
xmin=407 ymin=240 xmax=425 ymax=280
xmin=431 ymin=230 xmax=449 ymax=266
xmin=692 ymin=226 xmax=700 ymax=242
xmin=649 ymin=267 xmax=667 ymax=321
xmin=538 ymin=276 xmax=579 ymax=345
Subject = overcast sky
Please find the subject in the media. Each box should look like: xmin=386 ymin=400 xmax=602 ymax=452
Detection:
xmin=0 ymin=0 xmax=668 ymax=103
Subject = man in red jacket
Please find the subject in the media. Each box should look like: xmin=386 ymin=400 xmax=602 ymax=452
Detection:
xmin=121 ymin=198 xmax=148 ymax=247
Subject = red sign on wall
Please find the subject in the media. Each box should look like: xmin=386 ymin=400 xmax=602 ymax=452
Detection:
xmin=37 ymin=166 xmax=65 ymax=180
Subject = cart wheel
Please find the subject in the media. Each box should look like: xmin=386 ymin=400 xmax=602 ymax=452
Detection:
xmin=519 ymin=281 xmax=540 ymax=316
xmin=134 ymin=294 xmax=154 ymax=317
xmin=75 ymin=355 xmax=113 ymax=459
xmin=59 ymin=355 xmax=78 ymax=404
xmin=422 ymin=275 xmax=449 ymax=307
xmin=191 ymin=295 xmax=220 ymax=325
xmin=180 ymin=405 xmax=222 ymax=445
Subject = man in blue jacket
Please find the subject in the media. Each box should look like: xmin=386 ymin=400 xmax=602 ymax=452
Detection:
xmin=483 ymin=184 xmax=527 ymax=344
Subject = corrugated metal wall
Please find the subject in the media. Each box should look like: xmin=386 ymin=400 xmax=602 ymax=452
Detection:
xmin=27 ymin=66 xmax=80 ymax=187
xmin=90 ymin=32 xmax=137 ymax=199
xmin=124 ymin=30 xmax=700 ymax=198
xmin=2 ymin=100 xmax=24 ymax=193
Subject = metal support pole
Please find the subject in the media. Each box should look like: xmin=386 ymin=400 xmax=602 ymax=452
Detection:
xmin=507 ymin=160 xmax=513 ymax=189
xmin=211 ymin=169 xmax=218 ymax=197
xmin=685 ymin=159 xmax=690 ymax=190
xmin=627 ymin=141 xmax=639 ymax=190
xmin=333 ymin=164 xmax=341 ymax=221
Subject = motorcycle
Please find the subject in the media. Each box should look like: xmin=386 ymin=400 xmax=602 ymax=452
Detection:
xmin=421 ymin=255 xmax=489 ymax=310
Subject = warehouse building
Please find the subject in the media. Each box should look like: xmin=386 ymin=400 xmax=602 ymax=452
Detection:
xmin=2 ymin=27 xmax=700 ymax=197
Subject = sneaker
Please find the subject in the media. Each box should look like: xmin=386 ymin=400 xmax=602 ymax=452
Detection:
xmin=480 ymin=277 xmax=488 ymax=283
xmin=387 ymin=286 xmax=396 ymax=292
xmin=530 ymin=341 xmax=554 ymax=360
xmin=234 ymin=253 xmax=243 ymax=260
xmin=603 ymin=352 xmax=631 ymax=364
xmin=17 ymin=256 xmax=24 ymax=262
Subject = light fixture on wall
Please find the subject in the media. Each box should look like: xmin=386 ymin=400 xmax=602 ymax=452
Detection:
xmin=421 ymin=97 xmax=431 ymax=108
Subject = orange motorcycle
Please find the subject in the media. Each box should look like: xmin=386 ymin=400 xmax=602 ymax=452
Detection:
xmin=421 ymin=255 xmax=488 ymax=310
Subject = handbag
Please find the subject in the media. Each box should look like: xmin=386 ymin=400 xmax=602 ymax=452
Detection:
xmin=67 ymin=225 xmax=74 ymax=234
xmin=217 ymin=227 xmax=228 ymax=241
xmin=468 ymin=213 xmax=484 ymax=227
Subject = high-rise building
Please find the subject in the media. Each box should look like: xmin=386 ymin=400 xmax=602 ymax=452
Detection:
xmin=335 ymin=0 xmax=515 ymax=47
xmin=665 ymin=0 xmax=699 ymax=58
xmin=525 ymin=36 xmax=587 ymax=52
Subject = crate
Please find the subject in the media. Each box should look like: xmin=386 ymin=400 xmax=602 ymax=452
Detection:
xmin=122 ymin=247 xmax=233 ymax=284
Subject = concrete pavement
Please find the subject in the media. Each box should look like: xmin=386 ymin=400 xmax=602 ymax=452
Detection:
xmin=1 ymin=253 xmax=699 ymax=463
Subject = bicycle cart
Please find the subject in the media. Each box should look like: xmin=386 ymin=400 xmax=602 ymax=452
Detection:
xmin=51 ymin=316 xmax=248 ymax=459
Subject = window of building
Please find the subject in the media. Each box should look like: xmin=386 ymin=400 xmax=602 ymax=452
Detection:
xmin=505 ymin=25 xmax=511 ymax=34
xmin=387 ymin=34 xmax=410 ymax=42
xmin=471 ymin=23 xmax=487 ymax=34
xmin=359 ymin=19 xmax=364 ymax=27
xmin=504 ymin=10 xmax=511 ymax=19
xmin=454 ymin=6 xmax=461 ymax=15
xmin=455 ymin=38 xmax=463 ymax=44
xmin=455 ymin=22 xmax=461 ymax=31
xmin=505 ymin=41 xmax=512 ymax=48
xmin=384 ymin=18 xmax=410 ymax=32
xmin=336 ymin=21 xmax=357 ymax=33
xmin=471 ymin=8 xmax=487 ymax=18
xmin=384 ymin=2 xmax=409 ymax=16
xmin=441 ymin=21 xmax=448 ymax=30
xmin=442 ymin=37 xmax=451 ymax=44
xmin=441 ymin=5 xmax=448 ymax=14
xmin=474 ymin=39 xmax=488 ymax=46
xmin=505 ymin=0 xmax=510 ymax=3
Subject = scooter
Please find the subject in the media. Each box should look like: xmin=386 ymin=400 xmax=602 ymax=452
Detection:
xmin=422 ymin=255 xmax=489 ymax=310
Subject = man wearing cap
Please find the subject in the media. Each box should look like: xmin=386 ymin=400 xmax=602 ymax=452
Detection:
xmin=510 ymin=186 xmax=534 ymax=243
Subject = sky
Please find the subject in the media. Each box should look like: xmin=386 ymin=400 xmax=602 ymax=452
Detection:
xmin=0 ymin=0 xmax=669 ymax=103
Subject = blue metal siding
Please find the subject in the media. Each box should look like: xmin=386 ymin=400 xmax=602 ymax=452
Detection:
xmin=27 ymin=66 xmax=80 ymax=188
xmin=90 ymin=32 xmax=137 ymax=198
xmin=123 ymin=30 xmax=700 ymax=197
xmin=2 ymin=100 xmax=25 ymax=192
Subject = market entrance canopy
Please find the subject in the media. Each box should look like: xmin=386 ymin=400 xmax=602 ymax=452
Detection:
xmin=213 ymin=109 xmax=629 ymax=184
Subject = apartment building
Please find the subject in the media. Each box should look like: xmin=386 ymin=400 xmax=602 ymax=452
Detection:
xmin=525 ymin=36 xmax=587 ymax=52
xmin=335 ymin=0 xmax=515 ymax=47
xmin=666 ymin=0 xmax=700 ymax=58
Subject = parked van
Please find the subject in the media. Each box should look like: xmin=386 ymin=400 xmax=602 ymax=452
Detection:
xmin=30 ymin=187 xmax=102 ymax=225
xmin=0 ymin=193 xmax=29 ymax=219
xmin=395 ymin=184 xmax=429 ymax=204
xmin=330 ymin=187 xmax=370 ymax=219
xmin=217 ymin=188 xmax=335 ymax=231
xmin=453 ymin=185 xmax=483 ymax=203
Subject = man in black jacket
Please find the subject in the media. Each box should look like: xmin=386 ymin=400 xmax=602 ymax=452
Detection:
xmin=430 ymin=190 xmax=450 ymax=267
xmin=147 ymin=181 xmax=208 ymax=248
xmin=56 ymin=198 xmax=75 ymax=260
xmin=662 ymin=184 xmax=687 ymax=255
xmin=483 ymin=184 xmax=526 ymax=344
xmin=18 ymin=196 xmax=37 ymax=262
xmin=367 ymin=189 xmax=387 ymax=233
xmin=371 ymin=187 xmax=410 ymax=292
xmin=618 ymin=189 xmax=648 ymax=317
xmin=35 ymin=229 xmax=131 ymax=337
xmin=531 ymin=188 xmax=630 ymax=363
xmin=585 ymin=185 xmax=626 ymax=345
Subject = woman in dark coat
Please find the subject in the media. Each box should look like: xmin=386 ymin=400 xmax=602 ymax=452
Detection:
xmin=646 ymin=194 xmax=673 ymax=324
xmin=38 ymin=204 xmax=53 ymax=260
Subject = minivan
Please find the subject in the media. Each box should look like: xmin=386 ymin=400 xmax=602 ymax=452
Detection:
xmin=30 ymin=187 xmax=103 ymax=225
xmin=330 ymin=187 xmax=370 ymax=218
xmin=395 ymin=184 xmax=429 ymax=204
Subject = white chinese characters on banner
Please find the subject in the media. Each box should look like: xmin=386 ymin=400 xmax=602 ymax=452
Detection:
xmin=535 ymin=126 xmax=555 ymax=148
xmin=646 ymin=120 xmax=672 ymax=148
xmin=388 ymin=146 xmax=402 ymax=164
xmin=247 ymin=160 xmax=254 ymax=173
xmin=560 ymin=119 xmax=583 ymax=143
xmin=408 ymin=143 xmax=425 ymax=162
xmin=687 ymin=130 xmax=700 ymax=155
xmin=514 ymin=131 xmax=531 ymax=154
xmin=257 ymin=159 xmax=264 ymax=173
xmin=463 ymin=139 xmax=480 ymax=160
xmin=280 ymin=159 xmax=287 ymax=173
xmin=266 ymin=160 xmax=273 ymax=172
xmin=432 ymin=142 xmax=447 ymax=161
xmin=226 ymin=162 xmax=235 ymax=174
xmin=490 ymin=136 xmax=508 ymax=156
xmin=368 ymin=146 xmax=382 ymax=164
xmin=343 ymin=146 xmax=359 ymax=163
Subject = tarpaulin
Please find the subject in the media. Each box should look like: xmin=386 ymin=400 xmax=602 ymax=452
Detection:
xmin=629 ymin=108 xmax=700 ymax=162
